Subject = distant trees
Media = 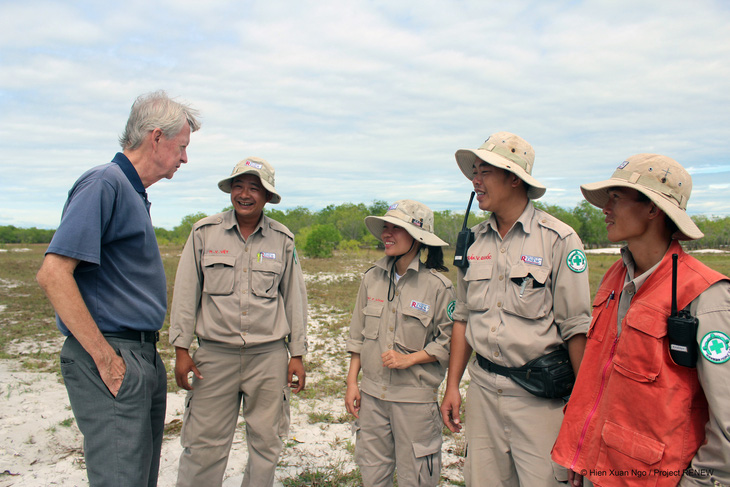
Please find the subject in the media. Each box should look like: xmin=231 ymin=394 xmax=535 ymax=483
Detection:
xmin=3 ymin=204 xmax=730 ymax=254
xmin=0 ymin=226 xmax=55 ymax=244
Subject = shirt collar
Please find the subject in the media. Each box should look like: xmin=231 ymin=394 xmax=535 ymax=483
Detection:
xmin=112 ymin=152 xmax=146 ymax=195
xmin=482 ymin=200 xmax=534 ymax=236
xmin=223 ymin=209 xmax=267 ymax=236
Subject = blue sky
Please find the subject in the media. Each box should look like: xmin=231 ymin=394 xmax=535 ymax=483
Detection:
xmin=1 ymin=0 xmax=729 ymax=229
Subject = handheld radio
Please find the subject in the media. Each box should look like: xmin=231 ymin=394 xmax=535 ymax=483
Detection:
xmin=453 ymin=191 xmax=476 ymax=268
xmin=666 ymin=253 xmax=699 ymax=367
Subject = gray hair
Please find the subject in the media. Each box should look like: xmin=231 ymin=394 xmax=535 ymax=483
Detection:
xmin=119 ymin=90 xmax=201 ymax=151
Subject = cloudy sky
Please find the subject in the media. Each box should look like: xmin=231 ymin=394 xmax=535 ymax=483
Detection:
xmin=2 ymin=0 xmax=729 ymax=230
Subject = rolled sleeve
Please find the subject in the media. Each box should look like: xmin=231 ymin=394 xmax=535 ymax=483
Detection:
xmin=552 ymin=234 xmax=591 ymax=341
xmin=424 ymin=284 xmax=456 ymax=366
xmin=280 ymin=240 xmax=308 ymax=357
xmin=346 ymin=280 xmax=368 ymax=354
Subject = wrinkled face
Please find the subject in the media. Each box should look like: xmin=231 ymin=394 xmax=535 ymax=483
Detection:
xmin=230 ymin=174 xmax=271 ymax=221
xmin=381 ymin=222 xmax=416 ymax=257
xmin=471 ymin=161 xmax=514 ymax=213
xmin=602 ymin=187 xmax=653 ymax=243
xmin=154 ymin=122 xmax=191 ymax=180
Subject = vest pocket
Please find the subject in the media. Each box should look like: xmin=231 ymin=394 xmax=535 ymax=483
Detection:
xmin=202 ymin=254 xmax=236 ymax=295
xmin=597 ymin=420 xmax=664 ymax=482
xmin=613 ymin=306 xmax=665 ymax=382
xmin=587 ymin=287 xmax=614 ymax=343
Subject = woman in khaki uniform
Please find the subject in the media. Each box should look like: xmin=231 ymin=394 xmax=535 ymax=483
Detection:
xmin=345 ymin=200 xmax=455 ymax=487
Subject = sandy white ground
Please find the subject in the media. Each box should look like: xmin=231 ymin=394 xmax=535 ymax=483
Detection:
xmin=0 ymin=269 xmax=466 ymax=486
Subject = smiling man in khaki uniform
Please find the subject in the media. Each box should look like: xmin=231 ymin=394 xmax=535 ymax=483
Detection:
xmin=441 ymin=132 xmax=592 ymax=486
xmin=169 ymin=157 xmax=307 ymax=487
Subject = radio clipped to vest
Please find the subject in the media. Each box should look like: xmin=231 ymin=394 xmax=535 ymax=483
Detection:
xmin=453 ymin=191 xmax=476 ymax=269
xmin=667 ymin=253 xmax=699 ymax=368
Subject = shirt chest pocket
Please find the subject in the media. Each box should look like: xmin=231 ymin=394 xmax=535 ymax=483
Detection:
xmin=251 ymin=259 xmax=283 ymax=299
xmin=202 ymin=254 xmax=237 ymax=296
xmin=395 ymin=303 xmax=434 ymax=352
xmin=361 ymin=303 xmax=384 ymax=340
xmin=464 ymin=262 xmax=494 ymax=312
xmin=613 ymin=306 xmax=666 ymax=382
xmin=503 ymin=263 xmax=551 ymax=320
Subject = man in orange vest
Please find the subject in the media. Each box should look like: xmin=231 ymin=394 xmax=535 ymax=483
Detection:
xmin=551 ymin=154 xmax=730 ymax=486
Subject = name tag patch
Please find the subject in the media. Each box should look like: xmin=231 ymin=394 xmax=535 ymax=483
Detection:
xmin=258 ymin=252 xmax=276 ymax=261
xmin=521 ymin=255 xmax=543 ymax=266
xmin=410 ymin=300 xmax=430 ymax=313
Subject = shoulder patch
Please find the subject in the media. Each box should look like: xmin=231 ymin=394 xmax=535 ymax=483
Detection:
xmin=446 ymin=300 xmax=456 ymax=321
xmin=566 ymin=249 xmax=587 ymax=273
xmin=700 ymin=331 xmax=730 ymax=364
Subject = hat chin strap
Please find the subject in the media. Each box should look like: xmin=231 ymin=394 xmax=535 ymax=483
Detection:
xmin=388 ymin=240 xmax=419 ymax=302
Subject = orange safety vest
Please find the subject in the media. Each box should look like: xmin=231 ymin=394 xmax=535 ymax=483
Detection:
xmin=552 ymin=241 xmax=726 ymax=486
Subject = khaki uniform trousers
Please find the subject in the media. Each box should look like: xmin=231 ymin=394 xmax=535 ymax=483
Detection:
xmin=176 ymin=340 xmax=290 ymax=487
xmin=356 ymin=392 xmax=443 ymax=487
xmin=464 ymin=383 xmax=567 ymax=487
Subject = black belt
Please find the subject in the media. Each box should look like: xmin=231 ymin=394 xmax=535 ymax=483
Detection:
xmin=476 ymin=353 xmax=522 ymax=377
xmin=103 ymin=330 xmax=159 ymax=343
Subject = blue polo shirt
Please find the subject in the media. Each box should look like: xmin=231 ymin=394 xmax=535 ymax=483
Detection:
xmin=47 ymin=153 xmax=167 ymax=335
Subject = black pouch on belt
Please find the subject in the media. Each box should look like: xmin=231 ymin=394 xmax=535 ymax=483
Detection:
xmin=507 ymin=349 xmax=575 ymax=399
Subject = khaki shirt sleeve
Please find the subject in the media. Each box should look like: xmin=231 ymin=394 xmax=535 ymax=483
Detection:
xmin=169 ymin=230 xmax=203 ymax=349
xmin=423 ymin=279 xmax=456 ymax=366
xmin=680 ymin=280 xmax=730 ymax=486
xmin=551 ymin=232 xmax=592 ymax=341
xmin=346 ymin=277 xmax=369 ymax=354
xmin=453 ymin=266 xmax=469 ymax=322
xmin=279 ymin=238 xmax=308 ymax=357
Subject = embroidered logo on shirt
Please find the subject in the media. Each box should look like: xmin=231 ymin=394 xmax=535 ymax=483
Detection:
xmin=566 ymin=249 xmax=587 ymax=273
xmin=368 ymin=296 xmax=384 ymax=303
xmin=246 ymin=160 xmax=263 ymax=169
xmin=207 ymin=250 xmax=230 ymax=254
xmin=468 ymin=254 xmax=492 ymax=261
xmin=521 ymin=255 xmax=543 ymax=266
xmin=447 ymin=300 xmax=456 ymax=321
xmin=410 ymin=300 xmax=430 ymax=313
xmin=700 ymin=331 xmax=730 ymax=364
xmin=257 ymin=252 xmax=276 ymax=262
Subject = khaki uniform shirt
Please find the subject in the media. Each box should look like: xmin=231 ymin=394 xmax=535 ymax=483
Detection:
xmin=347 ymin=255 xmax=455 ymax=403
xmin=617 ymin=247 xmax=730 ymax=487
xmin=453 ymin=201 xmax=591 ymax=396
xmin=169 ymin=211 xmax=307 ymax=357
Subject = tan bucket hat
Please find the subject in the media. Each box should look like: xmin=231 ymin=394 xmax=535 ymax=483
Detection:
xmin=365 ymin=199 xmax=448 ymax=247
xmin=217 ymin=157 xmax=281 ymax=204
xmin=455 ymin=131 xmax=546 ymax=200
xmin=581 ymin=153 xmax=702 ymax=240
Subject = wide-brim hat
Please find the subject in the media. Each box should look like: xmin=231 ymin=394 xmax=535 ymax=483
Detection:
xmin=455 ymin=131 xmax=546 ymax=200
xmin=217 ymin=157 xmax=281 ymax=204
xmin=365 ymin=199 xmax=448 ymax=247
xmin=580 ymin=153 xmax=702 ymax=241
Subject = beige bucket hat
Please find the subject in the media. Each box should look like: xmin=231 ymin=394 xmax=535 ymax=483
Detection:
xmin=365 ymin=199 xmax=448 ymax=247
xmin=455 ymin=131 xmax=546 ymax=200
xmin=581 ymin=153 xmax=702 ymax=240
xmin=217 ymin=157 xmax=281 ymax=204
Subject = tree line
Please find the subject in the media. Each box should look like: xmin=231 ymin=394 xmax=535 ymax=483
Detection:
xmin=3 ymin=203 xmax=729 ymax=254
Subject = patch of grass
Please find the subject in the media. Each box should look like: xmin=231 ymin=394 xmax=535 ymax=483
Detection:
xmin=297 ymin=375 xmax=345 ymax=401
xmin=281 ymin=464 xmax=362 ymax=487
xmin=164 ymin=418 xmax=183 ymax=437
xmin=59 ymin=417 xmax=75 ymax=428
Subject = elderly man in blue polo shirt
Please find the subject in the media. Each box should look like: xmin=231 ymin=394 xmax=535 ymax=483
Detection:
xmin=36 ymin=90 xmax=201 ymax=487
